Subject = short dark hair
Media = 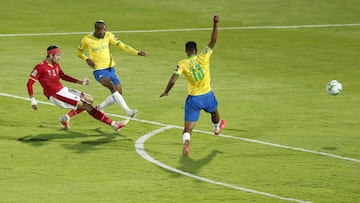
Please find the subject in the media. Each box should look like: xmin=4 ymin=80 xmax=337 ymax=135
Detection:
xmin=185 ymin=41 xmax=197 ymax=52
xmin=47 ymin=45 xmax=59 ymax=51
xmin=94 ymin=20 xmax=106 ymax=28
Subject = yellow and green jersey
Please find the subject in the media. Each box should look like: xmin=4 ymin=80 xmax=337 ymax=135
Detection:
xmin=174 ymin=47 xmax=213 ymax=96
xmin=77 ymin=32 xmax=139 ymax=70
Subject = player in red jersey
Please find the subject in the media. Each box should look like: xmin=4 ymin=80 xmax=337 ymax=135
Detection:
xmin=26 ymin=45 xmax=128 ymax=131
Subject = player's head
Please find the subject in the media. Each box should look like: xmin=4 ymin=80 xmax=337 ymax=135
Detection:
xmin=185 ymin=41 xmax=197 ymax=55
xmin=47 ymin=45 xmax=61 ymax=64
xmin=94 ymin=20 xmax=107 ymax=38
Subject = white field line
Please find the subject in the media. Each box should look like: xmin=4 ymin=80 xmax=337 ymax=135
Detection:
xmin=135 ymin=126 xmax=312 ymax=203
xmin=3 ymin=92 xmax=357 ymax=202
xmin=193 ymin=129 xmax=360 ymax=164
xmin=1 ymin=92 xmax=359 ymax=164
xmin=1 ymin=23 xmax=360 ymax=37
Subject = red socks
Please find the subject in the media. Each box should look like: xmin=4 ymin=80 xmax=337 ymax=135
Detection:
xmin=67 ymin=109 xmax=84 ymax=118
xmin=89 ymin=109 xmax=113 ymax=125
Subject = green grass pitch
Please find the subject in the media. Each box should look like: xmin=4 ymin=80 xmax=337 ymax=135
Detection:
xmin=0 ymin=0 xmax=360 ymax=202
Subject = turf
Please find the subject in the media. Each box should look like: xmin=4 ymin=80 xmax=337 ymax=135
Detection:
xmin=0 ymin=0 xmax=359 ymax=202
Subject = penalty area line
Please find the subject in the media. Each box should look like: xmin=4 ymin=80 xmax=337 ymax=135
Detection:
xmin=135 ymin=126 xmax=312 ymax=203
xmin=192 ymin=128 xmax=360 ymax=164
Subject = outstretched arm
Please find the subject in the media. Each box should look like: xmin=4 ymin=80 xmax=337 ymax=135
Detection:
xmin=117 ymin=42 xmax=147 ymax=57
xmin=160 ymin=73 xmax=179 ymax=97
xmin=208 ymin=15 xmax=219 ymax=49
xmin=60 ymin=71 xmax=89 ymax=85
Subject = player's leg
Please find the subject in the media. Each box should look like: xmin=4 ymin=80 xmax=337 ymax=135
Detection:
xmin=78 ymin=100 xmax=128 ymax=131
xmin=51 ymin=87 xmax=84 ymax=129
xmin=97 ymin=77 xmax=133 ymax=115
xmin=58 ymin=91 xmax=94 ymax=129
xmin=59 ymin=109 xmax=84 ymax=129
xmin=96 ymin=68 xmax=137 ymax=117
xmin=92 ymin=75 xmax=114 ymax=111
xmin=113 ymin=84 xmax=137 ymax=118
xmin=182 ymin=121 xmax=196 ymax=156
xmin=51 ymin=88 xmax=128 ymax=131
xmin=210 ymin=109 xmax=226 ymax=135
xmin=204 ymin=91 xmax=226 ymax=135
xmin=182 ymin=95 xmax=201 ymax=156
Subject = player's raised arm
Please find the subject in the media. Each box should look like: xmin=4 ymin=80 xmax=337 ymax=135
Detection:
xmin=208 ymin=15 xmax=219 ymax=49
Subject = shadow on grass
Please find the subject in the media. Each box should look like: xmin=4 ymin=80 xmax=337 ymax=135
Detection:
xmin=17 ymin=127 xmax=132 ymax=153
xmin=177 ymin=149 xmax=223 ymax=175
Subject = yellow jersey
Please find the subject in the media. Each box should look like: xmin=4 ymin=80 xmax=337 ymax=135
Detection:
xmin=77 ymin=32 xmax=139 ymax=70
xmin=174 ymin=46 xmax=213 ymax=96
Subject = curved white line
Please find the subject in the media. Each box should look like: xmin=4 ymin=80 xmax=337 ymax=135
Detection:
xmin=135 ymin=126 xmax=312 ymax=203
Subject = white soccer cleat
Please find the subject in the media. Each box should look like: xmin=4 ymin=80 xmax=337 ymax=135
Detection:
xmin=112 ymin=119 xmax=129 ymax=131
xmin=59 ymin=115 xmax=70 ymax=130
xmin=128 ymin=109 xmax=138 ymax=118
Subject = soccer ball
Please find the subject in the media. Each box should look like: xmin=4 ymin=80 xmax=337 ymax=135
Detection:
xmin=326 ymin=80 xmax=342 ymax=95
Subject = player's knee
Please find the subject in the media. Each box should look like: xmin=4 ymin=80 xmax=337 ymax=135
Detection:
xmin=81 ymin=93 xmax=94 ymax=104
xmin=100 ymin=77 xmax=112 ymax=86
xmin=78 ymin=101 xmax=93 ymax=111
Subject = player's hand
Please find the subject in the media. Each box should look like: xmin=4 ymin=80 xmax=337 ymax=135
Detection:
xmin=138 ymin=51 xmax=147 ymax=57
xmin=32 ymin=104 xmax=38 ymax=111
xmin=214 ymin=15 xmax=219 ymax=23
xmin=160 ymin=92 xmax=168 ymax=97
xmin=81 ymin=78 xmax=90 ymax=85
xmin=30 ymin=97 xmax=38 ymax=111
xmin=86 ymin=58 xmax=96 ymax=68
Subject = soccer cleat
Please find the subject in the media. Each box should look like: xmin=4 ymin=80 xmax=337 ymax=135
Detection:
xmin=128 ymin=109 xmax=138 ymax=118
xmin=214 ymin=119 xmax=227 ymax=136
xmin=112 ymin=119 xmax=129 ymax=131
xmin=182 ymin=140 xmax=190 ymax=156
xmin=59 ymin=115 xmax=70 ymax=130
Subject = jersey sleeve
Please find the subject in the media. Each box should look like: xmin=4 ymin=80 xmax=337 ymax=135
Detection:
xmin=108 ymin=32 xmax=119 ymax=45
xmin=109 ymin=32 xmax=139 ymax=55
xmin=76 ymin=37 xmax=88 ymax=60
xmin=29 ymin=65 xmax=41 ymax=80
xmin=59 ymin=67 xmax=79 ymax=83
xmin=27 ymin=65 xmax=41 ymax=96
xmin=174 ymin=62 xmax=184 ymax=75
xmin=117 ymin=42 xmax=139 ymax=55
xmin=198 ymin=46 xmax=213 ymax=63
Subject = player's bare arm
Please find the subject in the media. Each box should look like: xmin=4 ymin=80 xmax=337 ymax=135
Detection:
xmin=160 ymin=74 xmax=179 ymax=97
xmin=208 ymin=15 xmax=219 ymax=49
xmin=85 ymin=58 xmax=96 ymax=68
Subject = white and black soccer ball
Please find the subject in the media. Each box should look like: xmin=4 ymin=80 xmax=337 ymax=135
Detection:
xmin=326 ymin=80 xmax=342 ymax=95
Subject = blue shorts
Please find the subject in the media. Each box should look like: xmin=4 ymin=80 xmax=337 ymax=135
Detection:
xmin=93 ymin=67 xmax=121 ymax=85
xmin=184 ymin=91 xmax=218 ymax=122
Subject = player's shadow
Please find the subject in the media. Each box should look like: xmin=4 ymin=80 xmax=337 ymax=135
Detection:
xmin=177 ymin=149 xmax=223 ymax=175
xmin=17 ymin=127 xmax=132 ymax=153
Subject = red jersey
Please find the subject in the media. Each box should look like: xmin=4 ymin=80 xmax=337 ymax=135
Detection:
xmin=28 ymin=60 xmax=78 ymax=98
